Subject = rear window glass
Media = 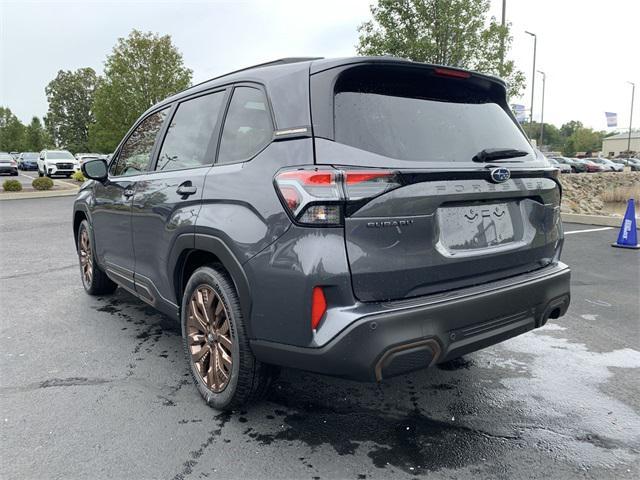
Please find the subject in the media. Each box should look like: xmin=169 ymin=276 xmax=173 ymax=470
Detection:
xmin=333 ymin=67 xmax=533 ymax=164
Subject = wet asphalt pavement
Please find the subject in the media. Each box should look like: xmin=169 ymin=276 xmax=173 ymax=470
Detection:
xmin=1 ymin=196 xmax=639 ymax=479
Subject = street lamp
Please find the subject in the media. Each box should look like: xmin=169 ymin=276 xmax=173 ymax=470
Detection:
xmin=525 ymin=31 xmax=537 ymax=124
xmin=537 ymin=70 xmax=546 ymax=147
xmin=500 ymin=0 xmax=507 ymax=68
xmin=627 ymin=81 xmax=635 ymax=156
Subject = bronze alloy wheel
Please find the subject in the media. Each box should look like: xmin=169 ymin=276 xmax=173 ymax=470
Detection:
xmin=79 ymin=228 xmax=93 ymax=286
xmin=187 ymin=285 xmax=233 ymax=393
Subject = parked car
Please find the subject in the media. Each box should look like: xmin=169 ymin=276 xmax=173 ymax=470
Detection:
xmin=0 ymin=152 xmax=19 ymax=176
xmin=17 ymin=152 xmax=39 ymax=170
xmin=548 ymin=158 xmax=571 ymax=173
xmin=76 ymin=154 xmax=102 ymax=166
xmin=9 ymin=151 xmax=20 ymax=160
xmin=574 ymin=158 xmax=604 ymax=173
xmin=627 ymin=158 xmax=640 ymax=171
xmin=73 ymin=57 xmax=570 ymax=409
xmin=37 ymin=150 xmax=80 ymax=177
xmin=587 ymin=157 xmax=624 ymax=172
xmin=551 ymin=156 xmax=586 ymax=173
xmin=610 ymin=158 xmax=630 ymax=166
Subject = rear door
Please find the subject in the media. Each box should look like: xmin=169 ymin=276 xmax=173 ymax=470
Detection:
xmin=130 ymin=88 xmax=227 ymax=311
xmin=92 ymin=107 xmax=170 ymax=291
xmin=311 ymin=63 xmax=563 ymax=302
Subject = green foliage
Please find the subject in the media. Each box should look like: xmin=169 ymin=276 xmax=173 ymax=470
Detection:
xmin=32 ymin=177 xmax=54 ymax=190
xmin=24 ymin=117 xmax=51 ymax=151
xmin=0 ymin=107 xmax=26 ymax=151
xmin=71 ymin=170 xmax=86 ymax=182
xmin=2 ymin=179 xmax=22 ymax=192
xmin=45 ymin=68 xmax=98 ymax=152
xmin=357 ymin=0 xmax=526 ymax=98
xmin=563 ymin=127 xmax=606 ymax=157
xmin=89 ymin=30 xmax=192 ymax=153
xmin=521 ymin=122 xmax=563 ymax=150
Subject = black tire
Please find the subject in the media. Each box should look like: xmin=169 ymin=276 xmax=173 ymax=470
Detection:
xmin=38 ymin=167 xmax=43 ymax=177
xmin=76 ymin=220 xmax=117 ymax=295
xmin=181 ymin=265 xmax=275 ymax=410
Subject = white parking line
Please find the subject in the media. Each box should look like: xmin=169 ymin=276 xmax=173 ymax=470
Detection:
xmin=565 ymin=227 xmax=614 ymax=235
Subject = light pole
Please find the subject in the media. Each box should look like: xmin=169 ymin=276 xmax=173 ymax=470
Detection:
xmin=627 ymin=81 xmax=635 ymax=156
xmin=537 ymin=70 xmax=546 ymax=147
xmin=500 ymin=0 xmax=506 ymax=68
xmin=525 ymin=31 xmax=537 ymax=124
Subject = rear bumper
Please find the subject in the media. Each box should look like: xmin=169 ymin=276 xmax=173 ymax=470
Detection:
xmin=251 ymin=262 xmax=570 ymax=381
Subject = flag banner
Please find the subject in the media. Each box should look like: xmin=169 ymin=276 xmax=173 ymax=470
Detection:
xmin=605 ymin=112 xmax=618 ymax=127
xmin=512 ymin=104 xmax=527 ymax=123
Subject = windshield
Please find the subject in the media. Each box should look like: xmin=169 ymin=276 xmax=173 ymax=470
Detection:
xmin=333 ymin=68 xmax=534 ymax=164
xmin=48 ymin=151 xmax=74 ymax=159
xmin=23 ymin=153 xmax=38 ymax=159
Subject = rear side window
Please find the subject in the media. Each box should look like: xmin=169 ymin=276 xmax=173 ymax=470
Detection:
xmin=110 ymin=108 xmax=169 ymax=177
xmin=333 ymin=67 xmax=533 ymax=164
xmin=217 ymin=87 xmax=272 ymax=164
xmin=156 ymin=91 xmax=225 ymax=171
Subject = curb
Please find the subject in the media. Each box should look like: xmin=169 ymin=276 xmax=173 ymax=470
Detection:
xmin=562 ymin=212 xmax=638 ymax=229
xmin=0 ymin=188 xmax=79 ymax=201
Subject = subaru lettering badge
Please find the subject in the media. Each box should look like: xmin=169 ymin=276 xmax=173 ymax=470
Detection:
xmin=490 ymin=167 xmax=511 ymax=183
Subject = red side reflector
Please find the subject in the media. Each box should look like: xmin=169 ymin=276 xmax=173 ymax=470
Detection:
xmin=434 ymin=67 xmax=471 ymax=79
xmin=311 ymin=287 xmax=327 ymax=330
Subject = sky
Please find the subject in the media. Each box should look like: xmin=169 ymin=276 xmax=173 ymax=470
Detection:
xmin=1 ymin=0 xmax=638 ymax=132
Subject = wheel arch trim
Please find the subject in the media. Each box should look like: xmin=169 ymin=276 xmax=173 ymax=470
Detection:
xmin=170 ymin=233 xmax=253 ymax=333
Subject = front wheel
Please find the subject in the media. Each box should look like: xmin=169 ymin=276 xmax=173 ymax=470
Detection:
xmin=77 ymin=220 xmax=117 ymax=295
xmin=181 ymin=266 xmax=275 ymax=410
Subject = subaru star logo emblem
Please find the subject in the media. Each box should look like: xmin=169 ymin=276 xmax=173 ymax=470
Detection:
xmin=490 ymin=167 xmax=511 ymax=183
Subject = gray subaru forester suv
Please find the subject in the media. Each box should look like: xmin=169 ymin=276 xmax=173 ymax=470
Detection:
xmin=74 ymin=57 xmax=570 ymax=409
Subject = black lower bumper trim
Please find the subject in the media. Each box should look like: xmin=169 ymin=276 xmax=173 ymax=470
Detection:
xmin=250 ymin=263 xmax=571 ymax=381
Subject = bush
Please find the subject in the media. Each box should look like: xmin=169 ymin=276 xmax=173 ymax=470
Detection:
xmin=3 ymin=179 xmax=22 ymax=192
xmin=71 ymin=170 xmax=86 ymax=182
xmin=32 ymin=177 xmax=54 ymax=191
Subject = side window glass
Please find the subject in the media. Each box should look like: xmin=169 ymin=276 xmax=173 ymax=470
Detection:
xmin=156 ymin=91 xmax=225 ymax=172
xmin=218 ymin=87 xmax=273 ymax=164
xmin=110 ymin=108 xmax=169 ymax=177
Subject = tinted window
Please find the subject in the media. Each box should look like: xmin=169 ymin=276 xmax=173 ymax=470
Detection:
xmin=110 ymin=108 xmax=169 ymax=177
xmin=218 ymin=87 xmax=272 ymax=164
xmin=333 ymin=67 xmax=534 ymax=164
xmin=156 ymin=91 xmax=225 ymax=171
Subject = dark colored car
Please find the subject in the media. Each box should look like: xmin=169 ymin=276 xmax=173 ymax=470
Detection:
xmin=0 ymin=152 xmax=19 ymax=176
xmin=574 ymin=158 xmax=604 ymax=173
xmin=551 ymin=156 xmax=586 ymax=173
xmin=73 ymin=57 xmax=571 ymax=409
xmin=18 ymin=152 xmax=39 ymax=170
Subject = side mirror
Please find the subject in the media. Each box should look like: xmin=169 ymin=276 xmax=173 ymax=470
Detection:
xmin=81 ymin=158 xmax=108 ymax=182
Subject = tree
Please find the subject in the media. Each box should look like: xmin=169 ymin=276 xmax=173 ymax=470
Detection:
xmin=521 ymin=122 xmax=562 ymax=150
xmin=90 ymin=30 xmax=192 ymax=152
xmin=357 ymin=0 xmax=526 ymax=98
xmin=0 ymin=107 xmax=25 ymax=151
xmin=563 ymin=127 xmax=604 ymax=156
xmin=559 ymin=120 xmax=583 ymax=139
xmin=24 ymin=117 xmax=51 ymax=151
xmin=45 ymin=68 xmax=98 ymax=152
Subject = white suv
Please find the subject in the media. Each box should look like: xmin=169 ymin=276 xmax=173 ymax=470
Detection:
xmin=38 ymin=150 xmax=79 ymax=177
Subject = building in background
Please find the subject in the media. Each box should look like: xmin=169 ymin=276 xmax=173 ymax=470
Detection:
xmin=602 ymin=132 xmax=640 ymax=157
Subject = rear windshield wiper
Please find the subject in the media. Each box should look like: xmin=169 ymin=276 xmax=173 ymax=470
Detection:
xmin=472 ymin=148 xmax=530 ymax=163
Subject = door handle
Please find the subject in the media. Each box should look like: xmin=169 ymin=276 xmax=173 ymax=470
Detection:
xmin=177 ymin=182 xmax=197 ymax=196
xmin=123 ymin=188 xmax=135 ymax=198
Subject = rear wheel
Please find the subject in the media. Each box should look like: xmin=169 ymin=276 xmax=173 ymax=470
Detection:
xmin=181 ymin=266 xmax=275 ymax=410
xmin=38 ymin=167 xmax=43 ymax=177
xmin=77 ymin=220 xmax=117 ymax=295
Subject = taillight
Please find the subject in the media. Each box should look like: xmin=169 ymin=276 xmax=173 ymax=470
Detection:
xmin=434 ymin=67 xmax=471 ymax=79
xmin=274 ymin=167 xmax=400 ymax=225
xmin=311 ymin=286 xmax=327 ymax=330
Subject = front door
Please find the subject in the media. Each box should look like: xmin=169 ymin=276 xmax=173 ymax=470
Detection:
xmin=92 ymin=107 xmax=170 ymax=292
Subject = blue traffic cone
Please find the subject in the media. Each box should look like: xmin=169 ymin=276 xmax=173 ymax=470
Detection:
xmin=612 ymin=198 xmax=640 ymax=249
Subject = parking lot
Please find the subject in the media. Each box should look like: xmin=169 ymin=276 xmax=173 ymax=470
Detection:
xmin=1 ymin=196 xmax=639 ymax=479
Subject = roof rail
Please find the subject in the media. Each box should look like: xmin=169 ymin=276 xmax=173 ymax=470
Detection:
xmin=187 ymin=57 xmax=323 ymax=91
